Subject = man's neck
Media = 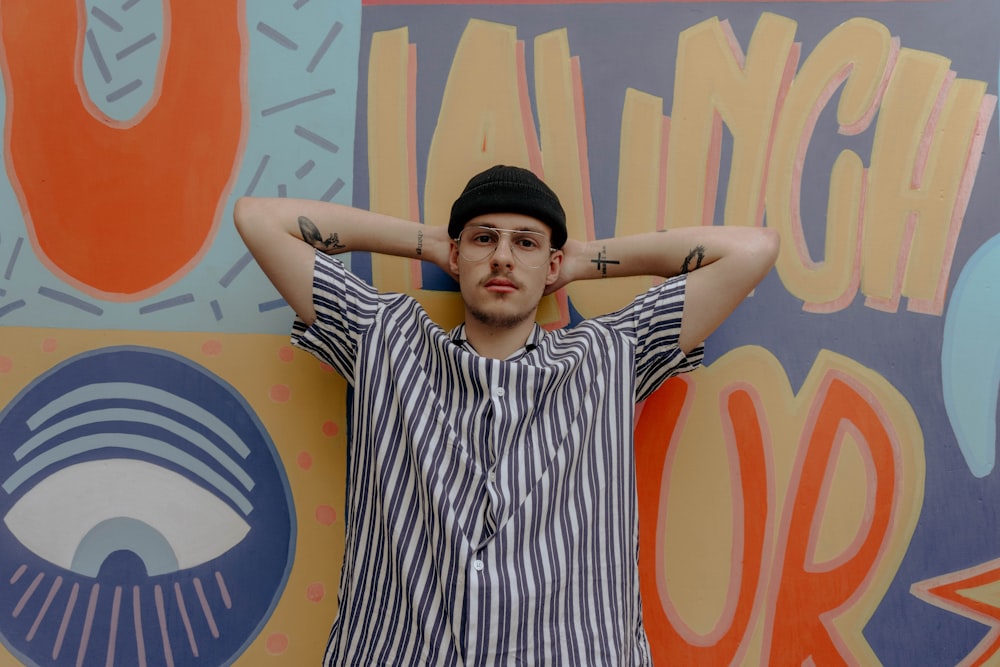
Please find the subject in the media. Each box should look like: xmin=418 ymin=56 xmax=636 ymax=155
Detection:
xmin=461 ymin=315 xmax=536 ymax=359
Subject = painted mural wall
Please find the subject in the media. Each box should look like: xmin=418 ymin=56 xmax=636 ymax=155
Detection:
xmin=0 ymin=0 xmax=997 ymax=665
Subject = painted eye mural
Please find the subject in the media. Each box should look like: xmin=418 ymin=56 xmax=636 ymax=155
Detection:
xmin=0 ymin=347 xmax=295 ymax=667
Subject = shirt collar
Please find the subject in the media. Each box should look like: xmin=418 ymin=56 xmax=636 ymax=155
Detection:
xmin=449 ymin=323 xmax=546 ymax=360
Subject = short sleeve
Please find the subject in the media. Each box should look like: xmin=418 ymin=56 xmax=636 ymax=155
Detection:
xmin=290 ymin=251 xmax=382 ymax=381
xmin=598 ymin=274 xmax=705 ymax=401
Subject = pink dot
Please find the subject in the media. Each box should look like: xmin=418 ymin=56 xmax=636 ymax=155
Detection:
xmin=306 ymin=582 xmax=326 ymax=603
xmin=0 ymin=356 xmax=12 ymax=374
xmin=278 ymin=346 xmax=294 ymax=362
xmin=269 ymin=384 xmax=291 ymax=403
xmin=297 ymin=451 xmax=313 ymax=470
xmin=315 ymin=505 xmax=336 ymax=526
xmin=202 ymin=339 xmax=223 ymax=356
xmin=322 ymin=421 xmax=339 ymax=438
xmin=319 ymin=363 xmax=335 ymax=374
xmin=265 ymin=633 xmax=289 ymax=655
xmin=41 ymin=338 xmax=58 ymax=353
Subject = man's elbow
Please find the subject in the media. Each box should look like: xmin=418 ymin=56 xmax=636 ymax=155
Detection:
xmin=233 ymin=196 xmax=257 ymax=235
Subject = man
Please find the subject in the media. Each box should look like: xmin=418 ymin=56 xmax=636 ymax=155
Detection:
xmin=235 ymin=165 xmax=779 ymax=665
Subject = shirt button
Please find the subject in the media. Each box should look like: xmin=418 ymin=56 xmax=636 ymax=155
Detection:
xmin=473 ymin=559 xmax=484 ymax=572
xmin=493 ymin=387 xmax=505 ymax=397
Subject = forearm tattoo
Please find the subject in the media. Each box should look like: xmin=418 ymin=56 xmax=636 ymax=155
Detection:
xmin=591 ymin=245 xmax=620 ymax=277
xmin=416 ymin=229 xmax=424 ymax=256
xmin=298 ymin=215 xmax=345 ymax=253
xmin=680 ymin=245 xmax=706 ymax=274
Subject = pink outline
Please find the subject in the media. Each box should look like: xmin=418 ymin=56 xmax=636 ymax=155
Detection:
xmin=13 ymin=571 xmax=43 ymax=618
xmin=803 ymin=421 xmax=877 ymax=573
xmin=173 ymin=582 xmax=199 ymax=657
xmin=802 ymin=168 xmax=866 ymax=314
xmin=193 ymin=577 xmax=220 ymax=639
xmin=133 ymin=586 xmax=148 ymax=667
xmin=215 ymin=571 xmax=233 ymax=609
xmin=911 ymin=71 xmax=956 ymax=189
xmin=75 ymin=584 xmax=100 ymax=667
xmin=911 ymin=558 xmax=1000 ymax=666
xmin=908 ymin=93 xmax=998 ymax=315
xmin=10 ymin=563 xmax=26 ymax=584
xmin=407 ymin=41 xmax=423 ymax=289
xmin=839 ymin=37 xmax=899 ymax=137
xmin=702 ymin=110 xmax=724 ymax=227
xmin=53 ymin=582 xmax=79 ymax=660
xmin=105 ymin=586 xmax=122 ymax=667
xmin=154 ymin=586 xmax=176 ymax=667
xmin=27 ymin=575 xmax=62 ymax=641
xmin=864 ymin=212 xmax=915 ymax=312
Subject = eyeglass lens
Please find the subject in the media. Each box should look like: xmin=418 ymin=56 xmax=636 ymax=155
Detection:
xmin=458 ymin=227 xmax=551 ymax=267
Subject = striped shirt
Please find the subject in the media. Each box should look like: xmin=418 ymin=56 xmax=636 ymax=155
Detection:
xmin=291 ymin=252 xmax=704 ymax=666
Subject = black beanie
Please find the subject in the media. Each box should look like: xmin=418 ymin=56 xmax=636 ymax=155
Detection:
xmin=448 ymin=165 xmax=568 ymax=249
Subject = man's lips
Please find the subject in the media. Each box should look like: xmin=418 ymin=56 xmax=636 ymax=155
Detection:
xmin=483 ymin=276 xmax=518 ymax=293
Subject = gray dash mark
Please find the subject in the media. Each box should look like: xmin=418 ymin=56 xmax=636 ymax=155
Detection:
xmin=294 ymin=125 xmax=338 ymax=153
xmin=4 ymin=237 xmax=24 ymax=280
xmin=277 ymin=184 xmax=287 ymax=198
xmin=320 ymin=178 xmax=345 ymax=202
xmin=258 ymin=298 xmax=289 ymax=313
xmin=243 ymin=155 xmax=270 ymax=196
xmin=261 ymin=89 xmax=336 ymax=117
xmin=139 ymin=293 xmax=195 ymax=314
xmin=0 ymin=300 xmax=26 ymax=319
xmin=219 ymin=252 xmax=253 ymax=288
xmin=106 ymin=79 xmax=142 ymax=102
xmin=122 ymin=0 xmax=141 ymax=10
xmin=293 ymin=0 xmax=310 ymax=9
xmin=210 ymin=299 xmax=223 ymax=321
xmin=0 ymin=288 xmax=6 ymax=297
xmin=116 ymin=33 xmax=157 ymax=60
xmin=37 ymin=287 xmax=104 ymax=315
xmin=306 ymin=21 xmax=342 ymax=73
xmin=86 ymin=30 xmax=113 ymax=83
xmin=257 ymin=22 xmax=298 ymax=50
xmin=91 ymin=6 xmax=124 ymax=32
xmin=295 ymin=160 xmax=315 ymax=179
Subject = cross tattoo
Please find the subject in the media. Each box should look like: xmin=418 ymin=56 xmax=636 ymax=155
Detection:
xmin=591 ymin=246 xmax=620 ymax=277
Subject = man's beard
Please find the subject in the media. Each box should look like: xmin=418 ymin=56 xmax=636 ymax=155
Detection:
xmin=466 ymin=301 xmax=535 ymax=329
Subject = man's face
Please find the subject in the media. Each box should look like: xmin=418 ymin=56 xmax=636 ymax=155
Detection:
xmin=449 ymin=213 xmax=563 ymax=330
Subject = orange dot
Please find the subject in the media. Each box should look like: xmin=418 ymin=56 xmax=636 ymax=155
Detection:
xmin=322 ymin=421 xmax=339 ymax=438
xmin=297 ymin=451 xmax=313 ymax=470
xmin=265 ymin=632 xmax=289 ymax=655
xmin=202 ymin=339 xmax=223 ymax=356
xmin=278 ymin=346 xmax=294 ymax=362
xmin=0 ymin=356 xmax=12 ymax=373
xmin=41 ymin=338 xmax=58 ymax=353
xmin=306 ymin=582 xmax=325 ymax=603
xmin=269 ymin=384 xmax=291 ymax=403
xmin=315 ymin=505 xmax=336 ymax=526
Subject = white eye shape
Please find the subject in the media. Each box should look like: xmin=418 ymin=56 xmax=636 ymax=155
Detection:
xmin=4 ymin=458 xmax=250 ymax=576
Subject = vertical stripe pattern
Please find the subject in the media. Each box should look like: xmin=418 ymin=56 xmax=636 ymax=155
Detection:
xmin=292 ymin=253 xmax=704 ymax=666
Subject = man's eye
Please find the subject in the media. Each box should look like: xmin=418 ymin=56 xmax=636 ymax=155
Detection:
xmin=516 ymin=236 xmax=540 ymax=250
xmin=472 ymin=234 xmax=496 ymax=244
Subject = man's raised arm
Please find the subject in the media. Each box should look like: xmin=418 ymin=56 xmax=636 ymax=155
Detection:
xmin=552 ymin=226 xmax=780 ymax=354
xmin=233 ymin=197 xmax=452 ymax=325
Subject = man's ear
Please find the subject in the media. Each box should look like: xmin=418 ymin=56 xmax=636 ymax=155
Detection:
xmin=448 ymin=240 xmax=461 ymax=277
xmin=545 ymin=249 xmax=564 ymax=285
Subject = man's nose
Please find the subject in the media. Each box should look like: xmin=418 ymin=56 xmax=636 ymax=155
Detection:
xmin=491 ymin=234 xmax=515 ymax=265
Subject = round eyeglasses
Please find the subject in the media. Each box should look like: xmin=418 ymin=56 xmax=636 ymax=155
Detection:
xmin=455 ymin=226 xmax=554 ymax=268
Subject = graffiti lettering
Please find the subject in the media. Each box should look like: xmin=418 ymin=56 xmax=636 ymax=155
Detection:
xmin=365 ymin=14 xmax=994 ymax=319
xmin=0 ymin=0 xmax=244 ymax=299
xmin=634 ymin=348 xmax=924 ymax=664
